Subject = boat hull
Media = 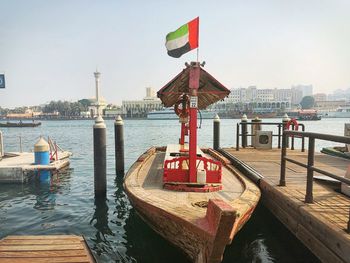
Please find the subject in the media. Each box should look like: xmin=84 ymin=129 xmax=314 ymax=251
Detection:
xmin=124 ymin=147 xmax=260 ymax=263
xmin=0 ymin=122 xmax=41 ymax=127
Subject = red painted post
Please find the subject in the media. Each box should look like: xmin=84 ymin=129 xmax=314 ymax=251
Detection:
xmin=180 ymin=122 xmax=186 ymax=145
xmin=188 ymin=63 xmax=200 ymax=183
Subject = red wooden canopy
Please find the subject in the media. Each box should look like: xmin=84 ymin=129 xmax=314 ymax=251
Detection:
xmin=157 ymin=64 xmax=230 ymax=109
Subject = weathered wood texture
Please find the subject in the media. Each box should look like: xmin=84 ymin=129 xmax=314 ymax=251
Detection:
xmin=223 ymin=147 xmax=350 ymax=263
xmin=124 ymin=147 xmax=260 ymax=263
xmin=0 ymin=235 xmax=95 ymax=263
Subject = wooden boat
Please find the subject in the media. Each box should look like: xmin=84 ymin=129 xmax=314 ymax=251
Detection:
xmin=0 ymin=121 xmax=41 ymax=127
xmin=124 ymin=146 xmax=260 ymax=262
xmin=124 ymin=62 xmax=261 ymax=262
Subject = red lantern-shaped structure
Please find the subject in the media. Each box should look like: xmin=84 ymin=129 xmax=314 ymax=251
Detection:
xmin=157 ymin=62 xmax=230 ymax=192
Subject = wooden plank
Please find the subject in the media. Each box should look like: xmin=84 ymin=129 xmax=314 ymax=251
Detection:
xmin=4 ymin=235 xmax=83 ymax=241
xmin=0 ymin=235 xmax=95 ymax=263
xmin=0 ymin=244 xmax=83 ymax=251
xmin=0 ymin=239 xmax=81 ymax=245
xmin=0 ymin=250 xmax=87 ymax=257
xmin=0 ymin=257 xmax=90 ymax=263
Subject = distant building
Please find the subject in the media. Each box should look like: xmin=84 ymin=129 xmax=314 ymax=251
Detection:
xmin=291 ymin=84 xmax=313 ymax=97
xmin=314 ymin=100 xmax=349 ymax=111
xmin=216 ymin=86 xmax=292 ymax=112
xmin=313 ymin=93 xmax=327 ymax=102
xmin=6 ymin=109 xmax=42 ymax=119
xmin=122 ymin=87 xmax=163 ymax=117
xmin=88 ymin=97 xmax=107 ymax=118
xmin=104 ymin=106 xmax=123 ymax=118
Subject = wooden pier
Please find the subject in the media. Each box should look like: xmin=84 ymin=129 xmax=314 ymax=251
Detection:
xmin=222 ymin=147 xmax=350 ymax=263
xmin=0 ymin=235 xmax=95 ymax=263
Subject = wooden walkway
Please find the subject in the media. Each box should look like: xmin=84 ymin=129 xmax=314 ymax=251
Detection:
xmin=223 ymin=147 xmax=350 ymax=263
xmin=0 ymin=235 xmax=95 ymax=263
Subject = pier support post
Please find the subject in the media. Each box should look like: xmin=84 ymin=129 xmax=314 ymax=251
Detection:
xmin=241 ymin=114 xmax=247 ymax=148
xmin=94 ymin=116 xmax=107 ymax=197
xmin=114 ymin=115 xmax=125 ymax=176
xmin=213 ymin=114 xmax=220 ymax=150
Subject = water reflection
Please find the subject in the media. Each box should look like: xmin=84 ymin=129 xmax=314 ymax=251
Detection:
xmin=33 ymin=180 xmax=57 ymax=210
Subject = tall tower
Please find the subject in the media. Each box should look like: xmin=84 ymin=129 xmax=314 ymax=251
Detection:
xmin=94 ymin=70 xmax=101 ymax=116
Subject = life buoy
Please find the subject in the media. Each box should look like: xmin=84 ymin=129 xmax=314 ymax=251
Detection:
xmin=286 ymin=118 xmax=299 ymax=131
xmin=174 ymin=100 xmax=189 ymax=118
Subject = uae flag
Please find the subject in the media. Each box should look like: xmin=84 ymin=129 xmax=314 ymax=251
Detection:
xmin=165 ymin=17 xmax=199 ymax=58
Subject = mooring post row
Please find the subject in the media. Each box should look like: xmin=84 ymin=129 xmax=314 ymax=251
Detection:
xmin=305 ymin=137 xmax=315 ymax=203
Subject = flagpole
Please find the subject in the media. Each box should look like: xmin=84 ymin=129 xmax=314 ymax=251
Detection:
xmin=196 ymin=48 xmax=199 ymax=63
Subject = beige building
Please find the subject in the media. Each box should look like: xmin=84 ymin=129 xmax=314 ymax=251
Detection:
xmin=122 ymin=87 xmax=163 ymax=117
xmin=313 ymin=93 xmax=327 ymax=102
xmin=314 ymin=100 xmax=348 ymax=111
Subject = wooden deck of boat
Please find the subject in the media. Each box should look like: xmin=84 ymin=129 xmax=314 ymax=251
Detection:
xmin=0 ymin=235 xmax=95 ymax=263
xmin=130 ymin=151 xmax=245 ymax=222
xmin=223 ymin=147 xmax=350 ymax=263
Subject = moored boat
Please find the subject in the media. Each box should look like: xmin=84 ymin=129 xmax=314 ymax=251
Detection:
xmin=0 ymin=121 xmax=41 ymax=127
xmin=124 ymin=62 xmax=261 ymax=262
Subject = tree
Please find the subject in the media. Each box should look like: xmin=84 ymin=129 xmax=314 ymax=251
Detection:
xmin=300 ymin=96 xmax=315 ymax=109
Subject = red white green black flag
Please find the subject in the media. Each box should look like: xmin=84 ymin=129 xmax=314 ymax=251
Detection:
xmin=165 ymin=17 xmax=199 ymax=58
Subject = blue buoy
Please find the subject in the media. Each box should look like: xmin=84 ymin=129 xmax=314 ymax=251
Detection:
xmin=34 ymin=138 xmax=50 ymax=181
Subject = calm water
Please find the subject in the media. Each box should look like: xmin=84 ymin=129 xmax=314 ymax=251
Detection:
xmin=0 ymin=118 xmax=345 ymax=262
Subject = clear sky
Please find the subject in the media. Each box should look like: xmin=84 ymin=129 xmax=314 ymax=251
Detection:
xmin=0 ymin=0 xmax=349 ymax=108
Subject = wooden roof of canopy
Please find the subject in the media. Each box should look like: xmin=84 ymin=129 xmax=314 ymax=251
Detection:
xmin=157 ymin=64 xmax=230 ymax=110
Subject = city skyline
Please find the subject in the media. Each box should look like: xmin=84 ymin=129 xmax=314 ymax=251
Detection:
xmin=0 ymin=1 xmax=350 ymax=108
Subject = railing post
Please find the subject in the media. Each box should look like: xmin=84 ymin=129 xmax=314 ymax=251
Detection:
xmin=241 ymin=114 xmax=248 ymax=148
xmin=278 ymin=124 xmax=281 ymax=149
xmin=236 ymin=123 xmax=239 ymax=151
xmin=291 ymin=124 xmax=295 ymax=150
xmin=305 ymin=137 xmax=315 ymax=203
xmin=279 ymin=131 xmax=287 ymax=186
xmin=301 ymin=125 xmax=305 ymax=152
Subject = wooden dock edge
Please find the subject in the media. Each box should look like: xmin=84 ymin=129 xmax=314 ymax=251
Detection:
xmin=260 ymin=180 xmax=350 ymax=263
xmin=0 ymin=235 xmax=96 ymax=263
xmin=220 ymin=148 xmax=350 ymax=263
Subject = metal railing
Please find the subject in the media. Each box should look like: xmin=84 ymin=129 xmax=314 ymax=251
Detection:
xmin=236 ymin=121 xmax=305 ymax=151
xmin=280 ymin=130 xmax=350 ymax=233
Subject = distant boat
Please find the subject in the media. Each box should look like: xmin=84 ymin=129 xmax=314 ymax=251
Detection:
xmin=147 ymin=108 xmax=218 ymax=120
xmin=320 ymin=106 xmax=350 ymax=118
xmin=297 ymin=109 xmax=321 ymax=121
xmin=0 ymin=121 xmax=42 ymax=127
